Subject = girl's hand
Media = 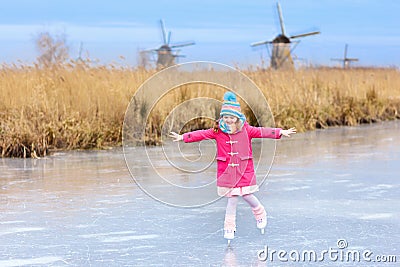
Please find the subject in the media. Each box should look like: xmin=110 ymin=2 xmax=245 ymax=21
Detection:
xmin=280 ymin=127 xmax=297 ymax=137
xmin=169 ymin=132 xmax=183 ymax=142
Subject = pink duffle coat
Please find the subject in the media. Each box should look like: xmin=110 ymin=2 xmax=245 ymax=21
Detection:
xmin=183 ymin=122 xmax=281 ymax=189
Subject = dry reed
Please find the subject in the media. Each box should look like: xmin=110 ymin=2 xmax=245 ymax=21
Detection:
xmin=1 ymin=63 xmax=399 ymax=158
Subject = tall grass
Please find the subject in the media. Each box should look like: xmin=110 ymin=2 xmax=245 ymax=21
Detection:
xmin=0 ymin=63 xmax=153 ymax=157
xmin=245 ymin=68 xmax=400 ymax=131
xmin=1 ymin=63 xmax=399 ymax=157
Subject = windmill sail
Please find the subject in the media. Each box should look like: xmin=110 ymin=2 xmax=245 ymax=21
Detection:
xmin=290 ymin=31 xmax=320 ymax=39
xmin=160 ymin=20 xmax=168 ymax=44
xmin=277 ymin=2 xmax=286 ymax=36
xmin=170 ymin=41 xmax=196 ymax=48
xmin=250 ymin=40 xmax=272 ymax=47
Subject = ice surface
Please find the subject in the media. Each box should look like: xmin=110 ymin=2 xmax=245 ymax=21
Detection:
xmin=0 ymin=121 xmax=399 ymax=266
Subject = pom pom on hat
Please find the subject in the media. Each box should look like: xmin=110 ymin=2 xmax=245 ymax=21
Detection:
xmin=223 ymin=91 xmax=237 ymax=102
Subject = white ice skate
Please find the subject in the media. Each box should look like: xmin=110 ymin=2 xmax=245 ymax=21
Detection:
xmin=224 ymin=214 xmax=236 ymax=245
xmin=252 ymin=205 xmax=267 ymax=234
xmin=224 ymin=229 xmax=235 ymax=245
xmin=256 ymin=216 xmax=267 ymax=234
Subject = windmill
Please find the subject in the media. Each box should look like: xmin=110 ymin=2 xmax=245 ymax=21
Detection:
xmin=331 ymin=44 xmax=358 ymax=68
xmin=76 ymin=42 xmax=84 ymax=62
xmin=251 ymin=2 xmax=320 ymax=70
xmin=143 ymin=20 xmax=195 ymax=69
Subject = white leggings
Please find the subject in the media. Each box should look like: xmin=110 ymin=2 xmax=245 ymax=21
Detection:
xmin=225 ymin=194 xmax=261 ymax=215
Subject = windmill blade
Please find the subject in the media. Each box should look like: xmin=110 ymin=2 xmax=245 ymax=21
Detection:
xmin=160 ymin=19 xmax=168 ymax=44
xmin=142 ymin=47 xmax=160 ymax=53
xmin=170 ymin=41 xmax=195 ymax=48
xmin=343 ymin=44 xmax=358 ymax=61
xmin=167 ymin=31 xmax=171 ymax=45
xmin=250 ymin=40 xmax=273 ymax=47
xmin=290 ymin=31 xmax=320 ymax=39
xmin=277 ymin=2 xmax=286 ymax=36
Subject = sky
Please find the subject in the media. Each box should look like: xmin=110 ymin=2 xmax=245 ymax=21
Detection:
xmin=1 ymin=0 xmax=399 ymax=68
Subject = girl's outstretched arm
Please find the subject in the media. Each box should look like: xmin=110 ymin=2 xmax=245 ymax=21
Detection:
xmin=280 ymin=127 xmax=297 ymax=137
xmin=169 ymin=132 xmax=183 ymax=142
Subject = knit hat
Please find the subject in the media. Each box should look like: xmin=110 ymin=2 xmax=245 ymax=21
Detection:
xmin=219 ymin=92 xmax=246 ymax=134
xmin=220 ymin=92 xmax=243 ymax=118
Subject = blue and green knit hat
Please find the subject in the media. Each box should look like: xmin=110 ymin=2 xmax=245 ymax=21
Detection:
xmin=220 ymin=92 xmax=243 ymax=118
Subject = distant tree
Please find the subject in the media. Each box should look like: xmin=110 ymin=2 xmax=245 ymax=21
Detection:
xmin=35 ymin=32 xmax=69 ymax=68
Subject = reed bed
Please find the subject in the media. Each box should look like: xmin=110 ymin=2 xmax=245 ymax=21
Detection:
xmin=1 ymin=63 xmax=399 ymax=158
xmin=245 ymin=67 xmax=400 ymax=132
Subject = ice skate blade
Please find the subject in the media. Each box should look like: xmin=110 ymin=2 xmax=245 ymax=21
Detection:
xmin=261 ymin=228 xmax=265 ymax=235
xmin=227 ymin=240 xmax=231 ymax=246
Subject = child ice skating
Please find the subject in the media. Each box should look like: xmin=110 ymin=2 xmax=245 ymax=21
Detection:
xmin=169 ymin=92 xmax=296 ymax=243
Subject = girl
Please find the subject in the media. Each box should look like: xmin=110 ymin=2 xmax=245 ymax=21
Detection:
xmin=169 ymin=92 xmax=296 ymax=243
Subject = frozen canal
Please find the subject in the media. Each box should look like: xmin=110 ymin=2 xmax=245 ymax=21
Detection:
xmin=1 ymin=121 xmax=399 ymax=266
